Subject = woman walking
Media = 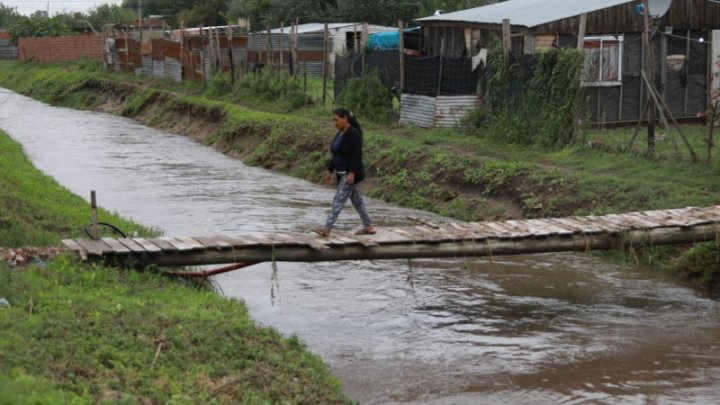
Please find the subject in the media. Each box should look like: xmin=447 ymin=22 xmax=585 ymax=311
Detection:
xmin=314 ymin=108 xmax=375 ymax=237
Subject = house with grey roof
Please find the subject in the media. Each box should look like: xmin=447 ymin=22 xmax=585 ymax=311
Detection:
xmin=401 ymin=0 xmax=720 ymax=127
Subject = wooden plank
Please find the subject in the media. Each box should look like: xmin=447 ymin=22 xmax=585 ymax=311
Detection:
xmin=322 ymin=232 xmax=357 ymax=245
xmin=133 ymin=238 xmax=162 ymax=253
xmin=285 ymin=233 xmax=329 ymax=251
xmin=392 ymin=228 xmax=420 ymax=240
xmin=407 ymin=216 xmax=441 ymax=229
xmin=627 ymin=213 xmax=664 ymax=228
xmin=62 ymin=239 xmax=88 ymax=260
xmin=220 ymin=235 xmax=260 ymax=247
xmin=158 ymin=237 xmax=194 ymax=252
xmin=553 ymin=217 xmax=601 ymax=234
xmin=529 ymin=219 xmax=575 ymax=236
xmin=571 ymin=216 xmax=617 ymax=233
xmin=101 ymin=237 xmax=131 ymax=254
xmin=266 ymin=234 xmax=301 ymax=246
xmin=193 ymin=236 xmax=233 ymax=250
xmin=501 ymin=220 xmax=535 ymax=238
xmin=243 ymin=234 xmax=275 ymax=246
xmin=174 ymin=237 xmax=206 ymax=250
xmin=520 ymin=219 xmax=557 ymax=237
xmin=465 ymin=223 xmax=498 ymax=238
xmin=147 ymin=237 xmax=178 ymax=252
xmin=613 ymin=213 xmax=657 ymax=229
xmin=344 ymin=233 xmax=379 ymax=247
xmin=544 ymin=218 xmax=582 ymax=235
xmin=544 ymin=218 xmax=582 ymax=233
xmin=371 ymin=229 xmax=414 ymax=244
xmin=597 ymin=215 xmax=634 ymax=232
xmin=75 ymin=238 xmax=114 ymax=256
xmin=118 ymin=238 xmax=148 ymax=253
xmin=481 ymin=221 xmax=517 ymax=239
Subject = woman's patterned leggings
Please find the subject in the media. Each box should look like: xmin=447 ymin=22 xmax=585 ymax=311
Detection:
xmin=324 ymin=173 xmax=373 ymax=229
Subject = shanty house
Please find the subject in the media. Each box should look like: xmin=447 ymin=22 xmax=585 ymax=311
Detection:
xmin=404 ymin=0 xmax=720 ymax=126
xmin=250 ymin=23 xmax=396 ymax=76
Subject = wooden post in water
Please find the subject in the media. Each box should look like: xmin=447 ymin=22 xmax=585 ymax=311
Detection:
xmin=90 ymin=191 xmax=99 ymax=240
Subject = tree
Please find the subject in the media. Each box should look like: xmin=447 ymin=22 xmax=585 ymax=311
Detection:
xmin=0 ymin=2 xmax=24 ymax=29
xmin=332 ymin=0 xmax=420 ymax=26
xmin=87 ymin=4 xmax=136 ymax=29
xmin=122 ymin=0 xmax=227 ymax=27
xmin=226 ymin=0 xmax=338 ymax=29
xmin=9 ymin=17 xmax=73 ymax=43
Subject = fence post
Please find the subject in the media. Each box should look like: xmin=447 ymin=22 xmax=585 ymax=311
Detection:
xmin=280 ymin=22 xmax=284 ymax=72
xmin=362 ymin=22 xmax=368 ymax=75
xmin=266 ymin=24 xmax=271 ymax=67
xmin=437 ymin=38 xmax=445 ymax=97
xmin=642 ymin=0 xmax=656 ymax=157
xmin=323 ymin=22 xmax=329 ymax=105
xmin=228 ymin=26 xmax=235 ymax=84
xmin=398 ymin=20 xmax=405 ymax=94
xmin=215 ymin=27 xmax=221 ymax=73
xmin=577 ymin=13 xmax=586 ymax=49
xmin=502 ymin=18 xmax=511 ymax=62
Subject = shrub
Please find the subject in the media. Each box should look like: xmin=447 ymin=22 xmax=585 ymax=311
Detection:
xmin=337 ymin=71 xmax=394 ymax=123
xmin=234 ymin=69 xmax=311 ymax=111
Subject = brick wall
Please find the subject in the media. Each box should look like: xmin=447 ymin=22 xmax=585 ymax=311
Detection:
xmin=18 ymin=36 xmax=105 ymax=62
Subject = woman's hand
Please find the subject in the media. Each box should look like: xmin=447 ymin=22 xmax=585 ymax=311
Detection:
xmin=323 ymin=171 xmax=333 ymax=186
xmin=346 ymin=172 xmax=355 ymax=185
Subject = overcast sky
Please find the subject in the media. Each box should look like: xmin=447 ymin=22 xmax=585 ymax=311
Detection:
xmin=2 ymin=0 xmax=123 ymax=16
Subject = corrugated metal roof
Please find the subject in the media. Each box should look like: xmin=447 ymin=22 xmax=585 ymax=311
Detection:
xmin=417 ymin=0 xmax=635 ymax=28
xmin=266 ymin=23 xmax=395 ymax=35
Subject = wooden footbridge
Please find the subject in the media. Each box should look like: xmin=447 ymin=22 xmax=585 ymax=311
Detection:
xmin=61 ymin=206 xmax=720 ymax=270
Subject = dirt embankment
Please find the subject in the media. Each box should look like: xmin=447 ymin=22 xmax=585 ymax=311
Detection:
xmin=76 ymin=79 xmax=607 ymax=222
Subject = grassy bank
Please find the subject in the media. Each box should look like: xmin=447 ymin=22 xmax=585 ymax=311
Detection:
xmin=0 ymin=128 xmax=348 ymax=403
xmin=1 ymin=60 xmax=719 ymax=288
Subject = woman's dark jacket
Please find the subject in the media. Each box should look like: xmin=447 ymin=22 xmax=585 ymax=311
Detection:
xmin=326 ymin=126 xmax=366 ymax=183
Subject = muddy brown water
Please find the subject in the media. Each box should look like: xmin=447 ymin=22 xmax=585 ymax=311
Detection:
xmin=2 ymin=89 xmax=719 ymax=404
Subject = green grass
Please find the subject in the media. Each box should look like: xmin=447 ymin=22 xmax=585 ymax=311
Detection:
xmin=0 ymin=129 xmax=349 ymax=403
xmin=0 ymin=131 xmax=154 ymax=246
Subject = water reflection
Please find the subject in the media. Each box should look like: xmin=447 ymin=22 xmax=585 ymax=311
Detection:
xmin=1 ymin=89 xmax=719 ymax=404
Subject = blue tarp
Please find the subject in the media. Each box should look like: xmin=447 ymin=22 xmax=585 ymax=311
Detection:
xmin=368 ymin=28 xmax=419 ymax=50
xmin=368 ymin=31 xmax=399 ymax=50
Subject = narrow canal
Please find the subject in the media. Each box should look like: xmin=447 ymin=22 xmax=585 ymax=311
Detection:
xmin=2 ymin=89 xmax=719 ymax=404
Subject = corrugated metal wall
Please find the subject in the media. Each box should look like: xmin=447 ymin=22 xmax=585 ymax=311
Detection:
xmin=248 ymin=33 xmax=327 ymax=76
xmin=400 ymin=93 xmax=436 ymax=128
xmin=0 ymin=38 xmax=17 ymax=60
xmin=400 ymin=94 xmax=478 ymax=128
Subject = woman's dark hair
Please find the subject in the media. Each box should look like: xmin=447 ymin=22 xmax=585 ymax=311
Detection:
xmin=333 ymin=107 xmax=362 ymax=134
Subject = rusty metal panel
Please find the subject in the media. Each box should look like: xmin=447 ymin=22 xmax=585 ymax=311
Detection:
xmin=400 ymin=93 xmax=436 ymax=128
xmin=151 ymin=39 xmax=164 ymax=61
xmin=434 ymin=95 xmax=479 ymax=127
xmin=164 ymin=57 xmax=182 ymax=82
